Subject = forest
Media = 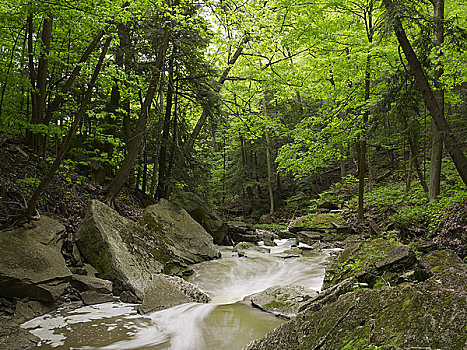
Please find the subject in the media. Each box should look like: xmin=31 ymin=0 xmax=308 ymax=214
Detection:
xmin=0 ymin=0 xmax=466 ymax=349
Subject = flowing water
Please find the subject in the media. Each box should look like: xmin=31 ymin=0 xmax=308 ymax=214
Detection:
xmin=22 ymin=238 xmax=332 ymax=350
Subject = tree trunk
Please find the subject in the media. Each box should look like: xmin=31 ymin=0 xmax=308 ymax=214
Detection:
xmin=26 ymin=36 xmax=112 ymax=218
xmin=262 ymin=96 xmax=275 ymax=216
xmin=429 ymin=0 xmax=444 ymax=200
xmin=106 ymin=24 xmax=172 ymax=202
xmin=35 ymin=15 xmax=53 ymax=155
xmin=382 ymin=0 xmax=467 ymax=185
xmin=155 ymin=57 xmax=174 ymax=199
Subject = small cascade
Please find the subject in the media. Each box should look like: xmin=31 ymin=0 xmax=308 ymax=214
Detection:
xmin=22 ymin=238 xmax=330 ymax=350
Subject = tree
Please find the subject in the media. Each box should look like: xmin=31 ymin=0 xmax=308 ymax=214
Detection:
xmin=381 ymin=0 xmax=467 ymax=186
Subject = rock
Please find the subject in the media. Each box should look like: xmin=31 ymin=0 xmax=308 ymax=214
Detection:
xmin=259 ymin=214 xmax=273 ymax=224
xmin=250 ymin=285 xmax=318 ymax=318
xmin=0 ymin=216 xmax=71 ymax=303
xmin=144 ymin=199 xmax=219 ymax=264
xmin=297 ymin=231 xmax=322 ymax=245
xmin=419 ymin=250 xmax=467 ymax=291
xmin=317 ymin=201 xmax=339 ymax=210
xmin=0 ymin=316 xmax=39 ymax=350
xmin=13 ymin=299 xmax=54 ymax=324
xmin=71 ymin=274 xmax=114 ymax=305
xmin=76 ymin=200 xmax=184 ymax=299
xmin=245 ymin=283 xmax=467 ymax=350
xmin=164 ymin=275 xmax=209 ymax=304
xmin=138 ymin=274 xmax=209 ymax=314
xmin=375 ymin=245 xmax=417 ymax=272
xmin=172 ymin=191 xmax=228 ymax=244
xmin=228 ymin=221 xmax=260 ymax=243
xmin=234 ymin=242 xmax=270 ymax=256
xmin=287 ymin=216 xmax=308 ymax=233
xmin=323 ymin=240 xmax=421 ymax=289
xmin=120 ymin=290 xmax=139 ymax=303
xmin=282 ymin=247 xmax=303 ymax=256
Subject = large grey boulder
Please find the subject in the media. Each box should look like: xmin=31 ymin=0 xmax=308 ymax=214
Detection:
xmin=138 ymin=274 xmax=209 ymax=314
xmin=0 ymin=216 xmax=71 ymax=303
xmin=76 ymin=200 xmax=184 ymax=298
xmin=144 ymin=199 xmax=219 ymax=264
xmin=172 ymin=191 xmax=228 ymax=244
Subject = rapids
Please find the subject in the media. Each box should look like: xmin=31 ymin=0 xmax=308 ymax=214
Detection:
xmin=22 ymin=238 xmax=332 ymax=349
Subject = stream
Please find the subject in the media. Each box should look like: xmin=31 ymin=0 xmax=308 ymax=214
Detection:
xmin=22 ymin=238 xmax=331 ymax=349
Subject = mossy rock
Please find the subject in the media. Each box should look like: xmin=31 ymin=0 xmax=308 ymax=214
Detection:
xmin=245 ymin=283 xmax=467 ymax=350
xmin=323 ymin=239 xmax=419 ymax=289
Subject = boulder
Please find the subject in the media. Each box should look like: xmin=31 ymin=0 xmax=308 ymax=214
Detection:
xmin=172 ymin=191 xmax=228 ymax=244
xmin=76 ymin=200 xmax=184 ymax=298
xmin=71 ymin=274 xmax=114 ymax=305
xmin=0 ymin=216 xmax=71 ymax=303
xmin=323 ymin=240 xmax=422 ymax=289
xmin=296 ymin=231 xmax=322 ymax=245
xmin=138 ymin=274 xmax=209 ymax=314
xmin=245 ymin=283 xmax=467 ymax=350
xmin=250 ymin=285 xmax=318 ymax=318
xmin=144 ymin=199 xmax=219 ymax=264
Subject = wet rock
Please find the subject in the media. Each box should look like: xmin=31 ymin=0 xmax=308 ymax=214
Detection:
xmin=71 ymin=274 xmax=114 ymax=305
xmin=296 ymin=231 xmax=322 ymax=245
xmin=0 ymin=216 xmax=71 ymax=304
xmin=120 ymin=290 xmax=139 ymax=303
xmin=172 ymin=191 xmax=228 ymax=244
xmin=234 ymin=242 xmax=270 ymax=256
xmin=138 ymin=274 xmax=209 ymax=314
xmin=76 ymin=200 xmax=184 ymax=299
xmin=144 ymin=199 xmax=220 ymax=264
xmin=13 ymin=299 xmax=54 ymax=324
xmin=228 ymin=221 xmax=259 ymax=243
xmin=250 ymin=285 xmax=318 ymax=318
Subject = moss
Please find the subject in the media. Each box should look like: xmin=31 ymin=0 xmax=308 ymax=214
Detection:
xmin=298 ymin=213 xmax=344 ymax=230
xmin=264 ymin=300 xmax=287 ymax=310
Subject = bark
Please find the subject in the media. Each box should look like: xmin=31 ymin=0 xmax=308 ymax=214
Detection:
xmin=26 ymin=14 xmax=38 ymax=147
xmin=429 ymin=0 xmax=444 ymax=200
xmin=35 ymin=15 xmax=53 ymax=154
xmin=26 ymin=36 xmax=112 ymax=218
xmin=155 ymin=57 xmax=174 ymax=199
xmin=262 ymin=96 xmax=275 ymax=216
xmin=106 ymin=25 xmax=172 ymax=202
xmin=382 ymin=0 xmax=467 ymax=186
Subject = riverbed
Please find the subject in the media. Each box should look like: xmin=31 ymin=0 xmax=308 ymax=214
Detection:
xmin=22 ymin=239 xmax=331 ymax=349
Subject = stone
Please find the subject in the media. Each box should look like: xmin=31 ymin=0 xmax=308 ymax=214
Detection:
xmin=120 ymin=290 xmax=139 ymax=303
xmin=144 ymin=199 xmax=219 ymax=264
xmin=0 ymin=216 xmax=71 ymax=303
xmin=259 ymin=214 xmax=273 ymax=224
xmin=0 ymin=316 xmax=39 ymax=350
xmin=245 ymin=283 xmax=467 ymax=350
xmin=375 ymin=245 xmax=417 ymax=272
xmin=250 ymin=285 xmax=318 ymax=318
xmin=76 ymin=200 xmax=184 ymax=299
xmin=138 ymin=274 xmax=209 ymax=314
xmin=71 ymin=274 xmax=114 ymax=305
xmin=297 ymin=231 xmax=322 ymax=245
xmin=172 ymin=191 xmax=228 ymax=244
